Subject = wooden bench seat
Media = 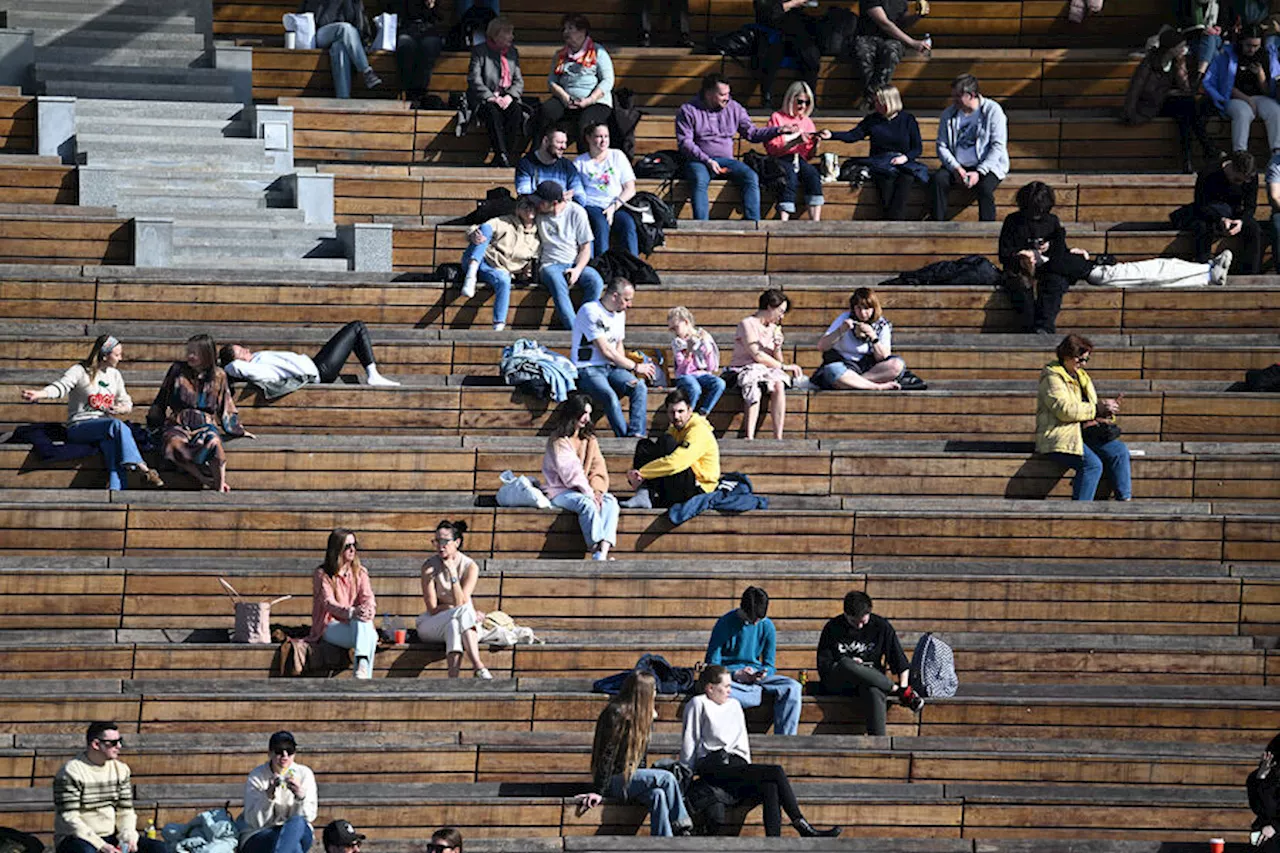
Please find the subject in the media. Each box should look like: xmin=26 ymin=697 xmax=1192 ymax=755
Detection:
xmin=0 ymin=159 xmax=76 ymax=206
xmin=0 ymin=212 xmax=130 ymax=266
xmin=0 ymin=555 xmax=1259 ymax=636
xmin=0 ymin=92 xmax=34 ymax=155
xmin=3 ymin=433 xmax=1279 ymax=502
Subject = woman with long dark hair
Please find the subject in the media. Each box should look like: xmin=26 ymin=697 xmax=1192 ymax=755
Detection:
xmin=308 ymin=528 xmax=378 ymax=678
xmin=542 ymin=392 xmax=618 ymax=561
xmin=416 ymin=519 xmax=491 ymax=678
xmin=725 ymin=289 xmax=805 ymax=440
xmin=147 ymin=333 xmax=252 ymax=493
xmin=681 ymin=665 xmax=841 ymax=837
xmin=577 ymin=671 xmax=692 ymax=836
xmin=20 ymin=333 xmax=163 ymax=490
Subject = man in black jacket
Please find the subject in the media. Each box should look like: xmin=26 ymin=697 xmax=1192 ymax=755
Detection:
xmin=1191 ymin=150 xmax=1261 ymax=274
xmin=817 ymin=591 xmax=923 ymax=737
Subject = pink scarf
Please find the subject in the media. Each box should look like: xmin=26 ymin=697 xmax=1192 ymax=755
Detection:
xmin=487 ymin=38 xmax=512 ymax=90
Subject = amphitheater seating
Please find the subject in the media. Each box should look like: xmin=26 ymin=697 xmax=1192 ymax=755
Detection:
xmin=0 ymin=91 xmax=34 ymax=153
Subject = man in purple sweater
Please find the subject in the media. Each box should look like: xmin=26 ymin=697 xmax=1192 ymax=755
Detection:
xmin=675 ymin=73 xmax=796 ymax=221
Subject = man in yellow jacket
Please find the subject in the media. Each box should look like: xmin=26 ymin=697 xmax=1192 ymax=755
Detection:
xmin=624 ymin=387 xmax=720 ymax=508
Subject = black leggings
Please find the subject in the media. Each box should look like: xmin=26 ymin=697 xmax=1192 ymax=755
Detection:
xmin=698 ymin=761 xmax=803 ymax=836
xmin=477 ymin=99 xmax=523 ymax=159
xmin=312 ymin=320 xmax=377 ymax=384
xmin=872 ymin=170 xmax=917 ymax=221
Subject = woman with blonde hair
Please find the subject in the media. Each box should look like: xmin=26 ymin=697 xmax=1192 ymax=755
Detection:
xmin=308 ymin=528 xmax=378 ymax=679
xmin=668 ymin=306 xmax=724 ymax=417
xmin=19 ymin=333 xmax=163 ymax=491
xmin=814 ymin=287 xmax=915 ymax=391
xmin=577 ymin=671 xmax=692 ymax=836
xmin=765 ymin=81 xmax=824 ymax=221
xmin=821 ymin=85 xmax=928 ymax=220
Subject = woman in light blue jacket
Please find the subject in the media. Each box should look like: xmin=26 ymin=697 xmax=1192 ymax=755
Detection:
xmin=928 ymin=73 xmax=1008 ymax=222
xmin=533 ymin=14 xmax=614 ymax=150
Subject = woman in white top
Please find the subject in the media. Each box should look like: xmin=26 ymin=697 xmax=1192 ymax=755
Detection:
xmin=680 ymin=665 xmax=840 ymax=838
xmin=813 ymin=287 xmax=905 ymax=391
xmin=416 ymin=520 xmax=492 ymax=679
xmin=573 ymin=122 xmax=638 ymax=257
xmin=19 ymin=334 xmax=163 ymax=490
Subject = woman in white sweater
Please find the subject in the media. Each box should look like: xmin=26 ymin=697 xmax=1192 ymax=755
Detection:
xmin=680 ymin=664 xmax=840 ymax=838
xmin=20 ymin=334 xmax=163 ymax=490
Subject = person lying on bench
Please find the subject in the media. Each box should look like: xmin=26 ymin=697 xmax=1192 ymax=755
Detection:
xmin=218 ymin=321 xmax=399 ymax=399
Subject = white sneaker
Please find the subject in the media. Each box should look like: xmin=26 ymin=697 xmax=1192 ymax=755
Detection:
xmin=355 ymin=659 xmax=372 ymax=679
xmin=461 ymin=274 xmax=477 ymax=298
xmin=474 ymin=667 xmax=493 ymax=679
xmin=493 ymin=322 xmax=506 ymax=331
xmin=1210 ymin=249 xmax=1232 ymax=285
xmin=365 ymin=373 xmax=400 ymax=387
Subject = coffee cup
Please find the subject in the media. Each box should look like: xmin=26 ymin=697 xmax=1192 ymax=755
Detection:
xmin=1209 ymin=838 xmax=1225 ymax=853
xmin=393 ymin=628 xmax=407 ymax=644
xmin=284 ymin=31 xmax=297 ymax=49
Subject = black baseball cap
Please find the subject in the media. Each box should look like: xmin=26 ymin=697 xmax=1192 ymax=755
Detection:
xmin=268 ymin=731 xmax=297 ymax=752
xmin=533 ymin=180 xmax=564 ymax=203
xmin=323 ymin=821 xmax=366 ymax=847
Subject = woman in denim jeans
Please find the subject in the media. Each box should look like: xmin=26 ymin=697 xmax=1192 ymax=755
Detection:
xmin=668 ymin=306 xmax=725 ymax=416
xmin=298 ymin=0 xmax=382 ymax=98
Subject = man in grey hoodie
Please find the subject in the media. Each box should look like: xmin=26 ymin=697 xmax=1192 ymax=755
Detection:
xmin=929 ymin=73 xmax=1009 ymax=222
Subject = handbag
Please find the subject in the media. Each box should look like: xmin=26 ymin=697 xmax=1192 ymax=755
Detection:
xmin=219 ymin=578 xmax=293 ymax=644
xmin=372 ymin=12 xmax=397 ymax=51
xmin=1081 ymin=419 xmax=1122 ymax=447
xmin=282 ymin=12 xmax=316 ymax=49
xmin=496 ymin=470 xmax=553 ymax=509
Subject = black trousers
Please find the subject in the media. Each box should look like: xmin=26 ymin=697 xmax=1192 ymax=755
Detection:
xmin=698 ymin=761 xmax=804 ymax=837
xmin=1002 ymin=251 xmax=1092 ymax=334
xmin=477 ymin=99 xmax=523 ymax=159
xmin=632 ymin=432 xmax=701 ymax=507
xmin=872 ymin=170 xmax=917 ymax=221
xmin=640 ymin=0 xmax=690 ymax=37
xmin=534 ymin=100 xmax=612 ymax=151
xmin=756 ymin=13 xmax=819 ymax=102
xmin=929 ymin=167 xmax=1001 ymax=222
xmin=822 ymin=657 xmax=897 ymax=736
xmin=395 ymin=31 xmax=443 ymax=99
xmin=1192 ymin=215 xmax=1262 ymax=274
xmin=1161 ymin=94 xmax=1215 ymax=162
xmin=312 ymin=320 xmax=378 ymax=383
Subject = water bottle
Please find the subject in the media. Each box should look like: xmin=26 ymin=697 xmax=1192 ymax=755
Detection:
xmin=921 ymin=33 xmax=933 ymax=53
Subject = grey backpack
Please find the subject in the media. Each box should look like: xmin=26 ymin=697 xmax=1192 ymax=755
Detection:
xmin=909 ymin=632 xmax=958 ymax=698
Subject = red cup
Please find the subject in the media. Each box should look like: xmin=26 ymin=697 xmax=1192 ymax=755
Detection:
xmin=1209 ymin=838 xmax=1225 ymax=853
xmin=393 ymin=628 xmax=407 ymax=644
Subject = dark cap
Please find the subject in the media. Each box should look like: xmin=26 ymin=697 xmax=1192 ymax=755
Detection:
xmin=268 ymin=731 xmax=296 ymax=752
xmin=323 ymin=821 xmax=366 ymax=848
xmin=1158 ymin=27 xmax=1189 ymax=52
xmin=533 ymin=180 xmax=564 ymax=203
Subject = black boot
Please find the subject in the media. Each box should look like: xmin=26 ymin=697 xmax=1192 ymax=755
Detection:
xmin=793 ymin=819 xmax=841 ymax=838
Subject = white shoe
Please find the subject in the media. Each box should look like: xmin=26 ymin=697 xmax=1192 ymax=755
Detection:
xmin=365 ymin=373 xmax=400 ymax=387
xmin=474 ymin=667 xmax=493 ymax=679
xmin=355 ymin=659 xmax=372 ymax=679
xmin=461 ymin=274 xmax=477 ymax=298
xmin=493 ymin=322 xmax=506 ymax=331
xmin=1210 ymin=249 xmax=1232 ymax=285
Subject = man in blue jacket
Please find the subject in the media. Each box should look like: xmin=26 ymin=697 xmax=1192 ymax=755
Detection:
xmin=1203 ymin=27 xmax=1280 ymax=153
xmin=704 ymin=586 xmax=800 ymax=736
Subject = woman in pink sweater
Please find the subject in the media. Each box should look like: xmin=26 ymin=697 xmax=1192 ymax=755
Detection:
xmin=542 ymin=392 xmax=618 ymax=560
xmin=309 ymin=528 xmax=377 ymax=679
xmin=764 ymin=82 xmax=824 ymax=222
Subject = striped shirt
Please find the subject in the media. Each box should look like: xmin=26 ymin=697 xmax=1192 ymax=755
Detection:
xmin=53 ymin=753 xmax=137 ymax=851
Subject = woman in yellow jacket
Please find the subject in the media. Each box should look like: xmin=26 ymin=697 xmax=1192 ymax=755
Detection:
xmin=1035 ymin=333 xmax=1131 ymax=501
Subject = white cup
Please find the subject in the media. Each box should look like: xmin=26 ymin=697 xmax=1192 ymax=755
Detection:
xmin=284 ymin=31 xmax=297 ymax=49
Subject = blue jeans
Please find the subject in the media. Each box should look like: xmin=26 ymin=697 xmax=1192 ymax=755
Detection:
xmin=241 ymin=817 xmax=313 ymax=853
xmin=66 ymin=417 xmax=143 ymax=491
xmin=674 ymin=373 xmax=725 ymax=415
xmin=539 ymin=263 xmax=604 ymax=330
xmin=683 ymin=157 xmax=761 ymax=221
xmin=1048 ymin=438 xmax=1133 ymax=501
xmin=730 ymin=673 xmax=801 ymax=736
xmin=323 ymin=618 xmax=377 ymax=669
xmin=777 ymin=157 xmax=824 ymax=213
xmin=577 ymin=364 xmax=648 ymax=437
xmin=583 ymin=205 xmax=640 ymax=256
xmin=604 ymin=768 xmax=693 ymax=836
xmin=462 ymin=225 xmax=513 ymax=326
xmin=551 ymin=490 xmax=619 ymax=549
xmin=315 ymin=22 xmax=371 ymax=99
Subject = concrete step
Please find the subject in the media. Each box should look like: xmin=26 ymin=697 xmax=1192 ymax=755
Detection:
xmin=170 ymin=236 xmax=339 ymax=256
xmin=75 ymin=99 xmax=244 ymax=121
xmin=77 ymin=116 xmax=252 ymax=141
xmin=166 ymin=213 xmax=322 ymax=230
xmin=167 ymin=255 xmax=351 ymax=272
xmin=41 ymin=80 xmax=236 ymax=103
xmin=31 ymin=30 xmax=206 ymax=50
xmin=36 ymin=45 xmax=210 ymax=68
xmin=113 ymin=174 xmax=281 ymax=195
xmin=76 ymin=132 xmax=268 ymax=158
xmin=115 ymin=194 xmax=269 ymax=215
xmin=2 ymin=10 xmax=199 ymax=33
xmin=35 ymin=62 xmax=236 ymax=86
xmin=10 ymin=0 xmax=202 ymax=14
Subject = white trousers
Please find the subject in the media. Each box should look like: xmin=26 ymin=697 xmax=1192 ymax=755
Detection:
xmin=416 ymin=603 xmax=478 ymax=654
xmin=1088 ymin=258 xmax=1210 ymax=288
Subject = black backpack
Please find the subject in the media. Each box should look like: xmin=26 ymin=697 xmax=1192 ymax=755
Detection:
xmin=448 ymin=187 xmax=517 ymax=226
xmin=708 ymin=25 xmax=758 ymax=57
xmin=446 ymin=6 xmax=496 ymax=50
xmin=589 ymin=249 xmax=661 ymax=285
xmin=627 ymin=191 xmax=677 ymax=229
xmin=634 ymin=150 xmax=680 ymax=179
xmin=742 ymin=150 xmax=789 ymax=195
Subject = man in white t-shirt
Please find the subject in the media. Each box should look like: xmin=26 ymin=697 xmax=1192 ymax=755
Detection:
xmin=571 ymin=278 xmax=655 ymax=437
xmin=534 ymin=180 xmax=605 ymax=330
xmin=218 ymin=321 xmax=399 ymax=400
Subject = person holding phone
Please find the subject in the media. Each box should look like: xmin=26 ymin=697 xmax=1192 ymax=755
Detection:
xmin=1249 ymin=735 xmax=1280 ymax=851
xmin=54 ymin=722 xmax=166 ymax=853
xmin=240 ymin=732 xmax=318 ymax=853
xmin=997 ymin=181 xmax=1093 ymax=335
xmin=704 ymin=586 xmax=802 ymax=736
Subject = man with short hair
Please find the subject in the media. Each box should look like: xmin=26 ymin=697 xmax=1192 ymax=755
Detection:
xmin=1192 ymin=149 xmax=1262 ymax=274
xmin=240 ymin=731 xmax=318 ymax=853
xmin=675 ymin=73 xmax=793 ymax=221
xmin=427 ymin=828 xmax=463 ymax=853
xmin=817 ymin=591 xmax=923 ymax=737
xmin=624 ymin=387 xmax=720 ymax=508
xmin=930 ymin=73 xmax=1008 ymax=222
xmin=53 ymin=723 xmax=164 ymax=853
xmin=515 ymin=128 xmax=583 ymax=199
xmin=572 ymin=277 xmax=654 ymax=438
xmin=321 ymin=821 xmax=365 ymax=853
xmin=703 ymin=586 xmax=801 ymax=736
xmin=535 ymin=180 xmax=605 ymax=330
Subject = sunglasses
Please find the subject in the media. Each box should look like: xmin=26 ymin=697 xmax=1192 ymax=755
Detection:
xmin=434 ymin=538 xmax=456 ymax=546
xmin=426 ymin=846 xmax=451 ymax=853
xmin=343 ymin=541 xmax=358 ymax=551
xmin=1077 ymin=355 xmax=1090 ymax=363
xmin=795 ymin=98 xmax=810 ymax=105
xmin=98 ymin=738 xmax=123 ymax=748
xmin=272 ymin=747 xmax=296 ymax=756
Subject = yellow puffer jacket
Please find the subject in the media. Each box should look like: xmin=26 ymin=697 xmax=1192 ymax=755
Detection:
xmin=1035 ymin=361 xmax=1098 ymax=456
